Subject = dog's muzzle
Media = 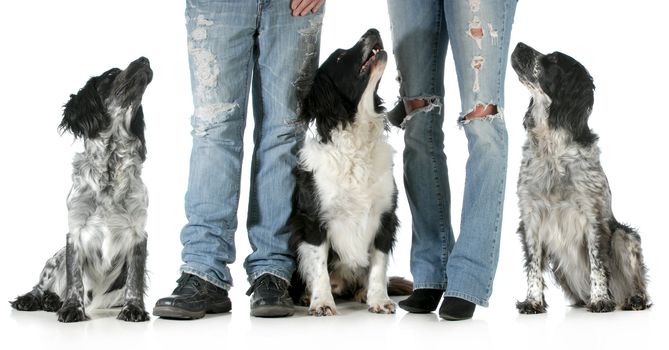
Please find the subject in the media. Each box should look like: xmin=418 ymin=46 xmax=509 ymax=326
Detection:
xmin=511 ymin=42 xmax=540 ymax=82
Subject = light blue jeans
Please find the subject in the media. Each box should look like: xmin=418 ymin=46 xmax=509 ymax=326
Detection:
xmin=388 ymin=0 xmax=517 ymax=306
xmin=180 ymin=0 xmax=323 ymax=290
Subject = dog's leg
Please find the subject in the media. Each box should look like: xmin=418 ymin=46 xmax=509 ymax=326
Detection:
xmin=298 ymin=242 xmax=336 ymax=316
xmin=516 ymin=221 xmax=548 ymax=314
xmin=585 ymin=223 xmax=616 ymax=313
xmin=366 ymin=249 xmax=395 ymax=314
xmin=57 ymin=233 xmax=88 ymax=322
xmin=10 ymin=248 xmax=65 ymax=312
xmin=116 ymin=237 xmax=149 ymax=322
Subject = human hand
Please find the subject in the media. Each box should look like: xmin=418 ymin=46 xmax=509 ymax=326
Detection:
xmin=291 ymin=0 xmax=325 ymax=16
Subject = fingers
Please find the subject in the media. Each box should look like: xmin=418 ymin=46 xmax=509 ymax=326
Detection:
xmin=291 ymin=0 xmax=324 ymax=16
xmin=311 ymin=0 xmax=324 ymax=14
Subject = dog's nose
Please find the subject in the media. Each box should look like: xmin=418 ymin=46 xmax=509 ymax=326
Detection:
xmin=136 ymin=57 xmax=150 ymax=66
xmin=516 ymin=42 xmax=528 ymax=50
xmin=365 ymin=28 xmax=380 ymax=37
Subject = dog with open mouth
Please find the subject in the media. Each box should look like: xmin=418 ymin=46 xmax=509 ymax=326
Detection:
xmin=289 ymin=29 xmax=411 ymax=316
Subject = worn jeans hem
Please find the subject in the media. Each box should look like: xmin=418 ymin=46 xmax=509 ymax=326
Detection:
xmin=247 ymin=268 xmax=293 ymax=285
xmin=180 ymin=265 xmax=232 ymax=291
xmin=412 ymin=282 xmax=447 ymax=290
xmin=443 ymin=290 xmax=489 ymax=307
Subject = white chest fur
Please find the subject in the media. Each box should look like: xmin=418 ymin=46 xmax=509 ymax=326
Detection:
xmin=299 ymin=112 xmax=394 ymax=268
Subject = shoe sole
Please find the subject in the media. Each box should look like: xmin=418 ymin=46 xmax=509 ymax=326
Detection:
xmin=398 ymin=302 xmax=436 ymax=314
xmin=250 ymin=304 xmax=295 ymax=318
xmin=439 ymin=313 xmax=473 ymax=321
xmin=153 ymin=300 xmax=231 ymax=320
xmin=398 ymin=301 xmax=437 ymax=314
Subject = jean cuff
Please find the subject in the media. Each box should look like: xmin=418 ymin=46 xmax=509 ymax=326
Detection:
xmin=411 ymin=282 xmax=447 ymax=290
xmin=247 ymin=268 xmax=293 ymax=285
xmin=443 ymin=290 xmax=489 ymax=307
xmin=180 ymin=265 xmax=232 ymax=291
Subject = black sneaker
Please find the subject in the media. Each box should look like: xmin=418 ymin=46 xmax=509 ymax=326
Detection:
xmin=438 ymin=296 xmax=476 ymax=321
xmin=153 ymin=273 xmax=231 ymax=319
xmin=246 ymin=274 xmax=294 ymax=318
xmin=398 ymin=288 xmax=443 ymax=313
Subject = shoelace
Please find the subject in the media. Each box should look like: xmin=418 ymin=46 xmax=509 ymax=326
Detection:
xmin=246 ymin=275 xmax=283 ymax=296
xmin=174 ymin=274 xmax=202 ymax=294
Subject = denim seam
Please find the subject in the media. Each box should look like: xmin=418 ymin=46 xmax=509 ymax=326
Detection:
xmin=434 ymin=2 xmax=450 ymax=285
xmin=431 ymin=0 xmax=443 ymax=94
xmin=488 ymin=139 xmax=508 ymax=292
xmin=426 ymin=109 xmax=449 ymax=285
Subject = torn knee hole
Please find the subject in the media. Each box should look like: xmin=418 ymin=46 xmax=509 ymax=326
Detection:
xmin=469 ymin=27 xmax=483 ymax=39
xmin=404 ymin=99 xmax=428 ymax=113
xmin=464 ymin=104 xmax=498 ymax=120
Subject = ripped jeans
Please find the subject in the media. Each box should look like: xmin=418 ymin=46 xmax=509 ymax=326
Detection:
xmin=180 ymin=0 xmax=323 ymax=290
xmin=388 ymin=0 xmax=517 ymax=306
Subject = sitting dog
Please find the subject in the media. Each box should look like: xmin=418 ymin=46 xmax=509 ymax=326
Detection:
xmin=10 ymin=57 xmax=153 ymax=322
xmin=289 ymin=29 xmax=410 ymax=316
xmin=511 ymin=43 xmax=650 ymax=313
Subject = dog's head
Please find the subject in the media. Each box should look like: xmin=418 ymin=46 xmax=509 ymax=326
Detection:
xmin=59 ymin=57 xmax=152 ymax=152
xmin=511 ymin=43 xmax=596 ymax=145
xmin=300 ymin=28 xmax=387 ymax=142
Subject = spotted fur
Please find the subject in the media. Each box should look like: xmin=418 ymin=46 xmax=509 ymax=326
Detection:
xmin=10 ymin=57 xmax=153 ymax=322
xmin=511 ymin=43 xmax=650 ymax=313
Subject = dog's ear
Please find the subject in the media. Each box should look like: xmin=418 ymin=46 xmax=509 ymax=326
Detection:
xmin=547 ymin=70 xmax=598 ymax=145
xmin=523 ymin=98 xmax=535 ymax=130
xmin=299 ymin=73 xmax=350 ymax=143
xmin=59 ymin=77 xmax=109 ymax=139
xmin=130 ymin=105 xmax=147 ymax=161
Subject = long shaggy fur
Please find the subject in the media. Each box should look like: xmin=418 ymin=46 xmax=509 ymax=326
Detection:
xmin=289 ymin=29 xmax=410 ymax=316
xmin=511 ymin=43 xmax=650 ymax=313
xmin=10 ymin=57 xmax=153 ymax=322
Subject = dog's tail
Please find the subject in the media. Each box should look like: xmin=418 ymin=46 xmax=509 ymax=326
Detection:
xmin=609 ymin=219 xmax=651 ymax=310
xmin=387 ymin=276 xmax=413 ymax=296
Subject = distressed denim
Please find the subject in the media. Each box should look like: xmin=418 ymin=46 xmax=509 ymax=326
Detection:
xmin=180 ymin=0 xmax=323 ymax=290
xmin=388 ymin=0 xmax=517 ymax=306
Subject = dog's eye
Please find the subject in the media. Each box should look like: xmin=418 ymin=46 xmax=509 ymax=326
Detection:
xmin=336 ymin=52 xmax=345 ymax=63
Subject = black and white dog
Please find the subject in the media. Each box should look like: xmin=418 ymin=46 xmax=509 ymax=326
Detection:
xmin=10 ymin=57 xmax=152 ymax=322
xmin=290 ymin=29 xmax=408 ymax=316
xmin=511 ymin=43 xmax=650 ymax=313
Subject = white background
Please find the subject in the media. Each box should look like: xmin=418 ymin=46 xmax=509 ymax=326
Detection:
xmin=1 ymin=1 xmax=667 ymax=349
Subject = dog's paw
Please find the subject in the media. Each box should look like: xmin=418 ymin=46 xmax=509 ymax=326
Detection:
xmin=587 ymin=298 xmax=616 ymax=313
xmin=10 ymin=293 xmax=41 ymax=311
xmin=516 ymin=299 xmax=547 ymax=314
xmin=57 ymin=302 xmax=88 ymax=323
xmin=42 ymin=291 xmax=63 ymax=312
xmin=368 ymin=299 xmax=396 ymax=314
xmin=308 ymin=301 xmax=337 ymax=317
xmin=622 ymin=295 xmax=651 ymax=311
xmin=117 ymin=303 xmax=150 ymax=322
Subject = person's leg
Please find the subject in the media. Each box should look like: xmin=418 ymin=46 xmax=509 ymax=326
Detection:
xmin=243 ymin=0 xmax=324 ymax=317
xmin=441 ymin=0 xmax=517 ymax=316
xmin=154 ymin=0 xmax=257 ymax=319
xmin=387 ymin=0 xmax=452 ymax=312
